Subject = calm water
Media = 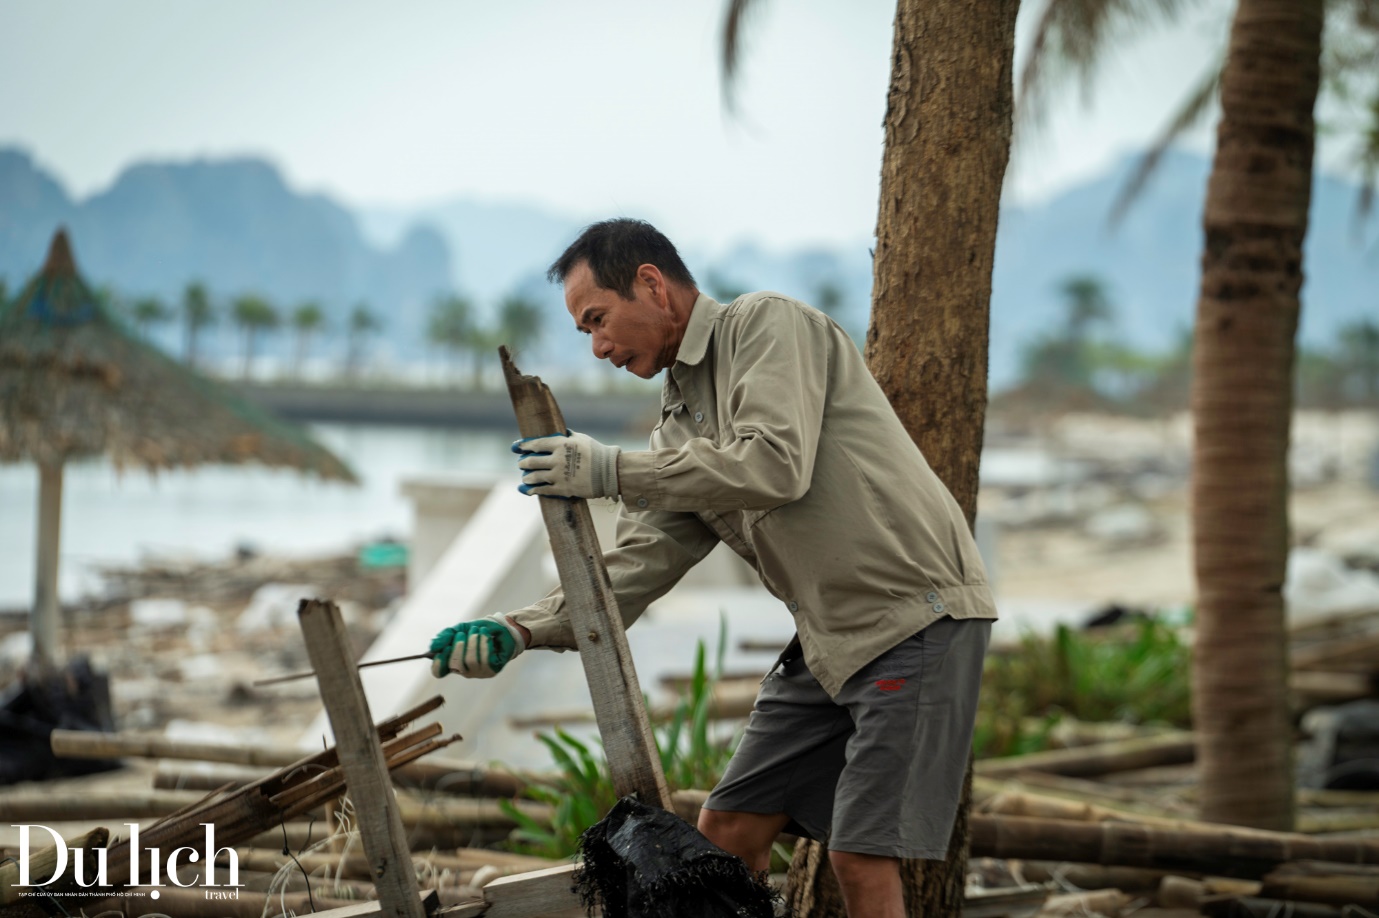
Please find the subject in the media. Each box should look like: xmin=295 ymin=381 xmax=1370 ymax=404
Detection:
xmin=0 ymin=423 xmax=646 ymax=609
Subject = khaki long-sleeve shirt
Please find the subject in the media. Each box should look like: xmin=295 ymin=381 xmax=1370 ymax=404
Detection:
xmin=509 ymin=292 xmax=997 ymax=697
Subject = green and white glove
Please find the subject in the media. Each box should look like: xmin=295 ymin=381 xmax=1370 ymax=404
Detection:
xmin=429 ymin=613 xmax=526 ymax=679
xmin=514 ymin=431 xmax=621 ymax=499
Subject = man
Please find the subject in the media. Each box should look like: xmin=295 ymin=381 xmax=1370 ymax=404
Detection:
xmin=430 ymin=218 xmax=995 ymax=918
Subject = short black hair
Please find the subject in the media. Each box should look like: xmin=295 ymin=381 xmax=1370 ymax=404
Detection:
xmin=547 ymin=218 xmax=696 ymax=299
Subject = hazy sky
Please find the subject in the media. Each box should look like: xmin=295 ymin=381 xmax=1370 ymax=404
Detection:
xmin=0 ymin=0 xmax=1273 ymax=253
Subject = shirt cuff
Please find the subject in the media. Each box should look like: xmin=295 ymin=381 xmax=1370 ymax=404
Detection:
xmin=507 ymin=599 xmax=577 ymax=649
xmin=616 ymin=449 xmax=662 ymax=511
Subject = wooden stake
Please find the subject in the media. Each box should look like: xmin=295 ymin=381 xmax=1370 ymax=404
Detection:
xmin=31 ymin=461 xmax=62 ymax=667
xmin=298 ymin=599 xmax=426 ymax=918
xmin=500 ymin=348 xmax=672 ymax=809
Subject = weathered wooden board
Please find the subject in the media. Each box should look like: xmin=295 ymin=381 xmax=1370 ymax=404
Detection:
xmin=300 ymin=599 xmax=426 ymax=918
xmin=481 ymin=863 xmax=582 ymax=917
xmin=500 ymin=348 xmax=672 ymax=809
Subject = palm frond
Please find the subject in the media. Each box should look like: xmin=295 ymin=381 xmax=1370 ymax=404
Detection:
xmin=1350 ymin=86 xmax=1379 ymax=235
xmin=1108 ymin=54 xmax=1224 ymax=226
xmin=720 ymin=0 xmax=767 ymax=114
xmin=1018 ymin=0 xmax=1202 ymax=135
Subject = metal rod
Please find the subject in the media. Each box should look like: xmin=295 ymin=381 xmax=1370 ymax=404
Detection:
xmin=252 ymin=652 xmax=434 ymax=687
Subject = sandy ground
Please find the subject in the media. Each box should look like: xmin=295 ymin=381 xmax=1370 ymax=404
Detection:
xmin=996 ymin=478 xmax=1379 ymax=609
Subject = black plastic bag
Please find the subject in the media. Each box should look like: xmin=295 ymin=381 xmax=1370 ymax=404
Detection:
xmin=0 ymin=655 xmax=120 ymax=785
xmin=573 ymin=796 xmax=783 ymax=918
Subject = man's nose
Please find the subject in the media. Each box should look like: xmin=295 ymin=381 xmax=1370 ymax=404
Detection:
xmin=592 ymin=333 xmax=613 ymax=359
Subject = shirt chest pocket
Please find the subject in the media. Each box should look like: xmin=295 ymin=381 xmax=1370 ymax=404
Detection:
xmin=651 ymin=400 xmax=693 ymax=447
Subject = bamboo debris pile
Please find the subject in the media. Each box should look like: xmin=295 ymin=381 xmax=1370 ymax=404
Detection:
xmin=0 ymin=696 xmax=460 ymax=916
xmin=957 ymin=739 xmax=1379 ymax=915
xmin=1289 ymin=606 xmax=1379 ymax=707
xmin=92 ymin=551 xmax=403 ymax=611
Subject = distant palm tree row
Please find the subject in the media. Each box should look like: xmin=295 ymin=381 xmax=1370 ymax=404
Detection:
xmin=85 ymin=281 xmax=387 ymax=382
xmin=0 ymin=277 xmax=545 ymax=387
xmin=1013 ymin=273 xmax=1379 ymax=413
xmin=426 ymin=292 xmax=543 ymax=387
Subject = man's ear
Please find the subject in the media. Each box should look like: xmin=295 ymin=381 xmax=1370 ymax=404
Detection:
xmin=637 ymin=264 xmax=668 ymax=307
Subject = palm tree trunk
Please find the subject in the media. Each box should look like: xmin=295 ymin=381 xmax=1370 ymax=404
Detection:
xmin=243 ymin=327 xmax=256 ymax=381
xmin=784 ymin=0 xmax=1018 ymax=914
xmin=1190 ymin=0 xmax=1322 ymax=831
xmin=31 ymin=461 xmax=64 ymax=669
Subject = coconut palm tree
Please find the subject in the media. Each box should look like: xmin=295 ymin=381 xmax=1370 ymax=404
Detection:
xmin=723 ymin=0 xmax=1020 ymax=912
xmin=181 ymin=281 xmax=215 ymax=369
xmin=1339 ymin=317 xmax=1379 ymax=404
xmin=290 ymin=301 xmax=327 ymax=380
xmin=812 ymin=279 xmax=845 ymax=321
xmin=345 ymin=302 xmax=381 ymax=381
xmin=497 ymin=294 xmax=544 ymax=360
xmin=130 ymin=295 xmax=171 ymax=342
xmin=427 ymin=294 xmax=477 ymax=386
xmin=1188 ymin=0 xmax=1323 ymax=832
xmin=1020 ymin=0 xmax=1353 ymax=832
xmin=231 ymin=294 xmax=279 ymax=381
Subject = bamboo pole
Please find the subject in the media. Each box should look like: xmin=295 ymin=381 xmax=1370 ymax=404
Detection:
xmin=1038 ymin=888 xmax=1130 ymax=917
xmin=1007 ymin=861 xmax=1177 ymax=892
xmin=1293 ymin=631 xmax=1379 ymax=670
xmin=975 ymin=732 xmax=1196 ymax=779
xmin=0 ymin=788 xmax=215 ymax=821
xmin=1261 ymin=860 xmax=1379 ymax=907
xmin=1000 ymin=770 xmax=1177 ymax=806
xmin=30 ymin=461 xmax=63 ymax=667
xmin=1289 ymin=669 xmax=1378 ymax=705
xmin=154 ymin=757 xmax=529 ymax=798
xmin=51 ymin=729 xmax=307 ymax=767
xmin=969 ymin=813 xmax=1379 ymax=878
xmin=1201 ymin=896 xmax=1344 ymax=918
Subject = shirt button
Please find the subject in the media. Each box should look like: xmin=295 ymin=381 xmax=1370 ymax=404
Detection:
xmin=694 ymin=411 xmax=704 ymax=423
xmin=787 ymin=601 xmax=799 ymax=613
xmin=636 ymin=498 xmax=649 ymax=508
xmin=933 ymin=603 xmax=945 ymax=613
xmin=926 ymin=592 xmax=938 ymax=603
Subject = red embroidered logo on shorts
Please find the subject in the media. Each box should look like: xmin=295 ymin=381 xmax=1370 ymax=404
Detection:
xmin=875 ymin=678 xmax=906 ymax=692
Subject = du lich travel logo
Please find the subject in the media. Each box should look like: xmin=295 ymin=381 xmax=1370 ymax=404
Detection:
xmin=9 ymin=822 xmax=243 ymax=903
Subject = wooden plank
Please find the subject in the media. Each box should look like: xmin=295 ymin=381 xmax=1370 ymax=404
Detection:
xmin=481 ymin=863 xmax=582 ymax=917
xmin=501 ymin=348 xmax=672 ymax=809
xmin=299 ymin=599 xmax=426 ymax=918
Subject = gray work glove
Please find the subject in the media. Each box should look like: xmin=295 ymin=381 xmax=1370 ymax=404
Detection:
xmin=514 ymin=430 xmax=621 ymax=500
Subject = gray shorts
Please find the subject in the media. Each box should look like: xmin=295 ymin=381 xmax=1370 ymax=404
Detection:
xmin=702 ymin=616 xmax=990 ymax=859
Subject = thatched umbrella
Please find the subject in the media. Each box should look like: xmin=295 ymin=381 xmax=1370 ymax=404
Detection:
xmin=0 ymin=228 xmax=356 ymax=668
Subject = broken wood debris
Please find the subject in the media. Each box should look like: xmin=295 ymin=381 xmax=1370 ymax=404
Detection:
xmin=0 ymin=695 xmax=450 ymax=916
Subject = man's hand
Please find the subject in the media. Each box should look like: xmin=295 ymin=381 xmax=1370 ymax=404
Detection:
xmin=514 ymin=431 xmax=621 ymax=499
xmin=430 ymin=614 xmax=526 ymax=679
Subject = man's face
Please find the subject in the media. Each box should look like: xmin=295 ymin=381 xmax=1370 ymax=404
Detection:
xmin=565 ymin=261 xmax=678 ymax=379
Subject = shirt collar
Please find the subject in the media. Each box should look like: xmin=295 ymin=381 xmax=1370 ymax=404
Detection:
xmin=673 ymin=293 xmax=721 ymax=368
